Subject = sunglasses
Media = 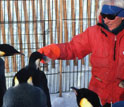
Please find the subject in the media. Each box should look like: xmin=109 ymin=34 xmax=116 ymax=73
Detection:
xmin=101 ymin=9 xmax=124 ymax=20
xmin=101 ymin=13 xmax=117 ymax=20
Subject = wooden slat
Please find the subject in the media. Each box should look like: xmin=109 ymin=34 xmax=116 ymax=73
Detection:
xmin=46 ymin=0 xmax=53 ymax=44
xmin=39 ymin=0 xmax=48 ymax=71
xmin=23 ymin=1 xmax=31 ymax=57
xmin=63 ymin=0 xmax=69 ymax=65
xmin=7 ymin=1 xmax=14 ymax=45
xmin=14 ymin=1 xmax=25 ymax=68
xmin=63 ymin=0 xmax=68 ymax=43
xmin=0 ymin=1 xmax=9 ymax=72
xmin=31 ymin=0 xmax=39 ymax=49
xmin=7 ymin=0 xmax=17 ymax=72
xmin=87 ymin=0 xmax=91 ymax=66
xmin=71 ymin=0 xmax=75 ymax=37
xmin=0 ymin=1 xmax=6 ymax=44
xmin=95 ymin=0 xmax=99 ymax=23
xmin=79 ymin=0 xmax=83 ymax=33
xmin=39 ymin=0 xmax=45 ymax=46
xmin=71 ymin=0 xmax=77 ymax=66
xmin=87 ymin=0 xmax=91 ymax=26
xmin=79 ymin=0 xmax=85 ymax=65
xmin=59 ymin=0 xmax=63 ymax=97
xmin=46 ymin=0 xmax=55 ymax=68
xmin=54 ymin=0 xmax=60 ymax=43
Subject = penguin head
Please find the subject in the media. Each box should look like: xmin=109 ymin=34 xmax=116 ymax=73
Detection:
xmin=71 ymin=87 xmax=102 ymax=107
xmin=28 ymin=51 xmax=47 ymax=69
xmin=12 ymin=51 xmax=46 ymax=86
xmin=0 ymin=44 xmax=24 ymax=56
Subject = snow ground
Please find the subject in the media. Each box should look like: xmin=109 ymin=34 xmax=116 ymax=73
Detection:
xmin=51 ymin=92 xmax=78 ymax=107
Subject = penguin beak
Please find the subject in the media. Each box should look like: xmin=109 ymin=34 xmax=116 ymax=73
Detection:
xmin=79 ymin=98 xmax=93 ymax=107
xmin=0 ymin=51 xmax=5 ymax=56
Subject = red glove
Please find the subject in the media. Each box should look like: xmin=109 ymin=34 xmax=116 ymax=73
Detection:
xmin=38 ymin=44 xmax=60 ymax=63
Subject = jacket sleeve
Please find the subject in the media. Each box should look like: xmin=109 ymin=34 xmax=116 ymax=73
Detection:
xmin=57 ymin=28 xmax=92 ymax=60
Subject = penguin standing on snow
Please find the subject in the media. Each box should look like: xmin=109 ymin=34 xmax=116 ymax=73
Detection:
xmin=71 ymin=87 xmax=113 ymax=107
xmin=12 ymin=51 xmax=51 ymax=107
xmin=71 ymin=87 xmax=102 ymax=107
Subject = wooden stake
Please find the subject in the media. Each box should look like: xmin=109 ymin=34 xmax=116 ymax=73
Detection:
xmin=46 ymin=0 xmax=55 ymax=68
xmin=59 ymin=0 xmax=63 ymax=97
xmin=63 ymin=0 xmax=69 ymax=65
xmin=87 ymin=0 xmax=91 ymax=66
xmin=79 ymin=0 xmax=85 ymax=65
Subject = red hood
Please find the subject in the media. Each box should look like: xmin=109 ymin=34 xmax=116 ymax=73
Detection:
xmin=98 ymin=15 xmax=102 ymax=24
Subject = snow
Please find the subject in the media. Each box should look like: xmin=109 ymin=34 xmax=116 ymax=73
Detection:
xmin=51 ymin=92 xmax=78 ymax=107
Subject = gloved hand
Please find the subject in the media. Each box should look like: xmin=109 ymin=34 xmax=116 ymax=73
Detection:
xmin=119 ymin=80 xmax=124 ymax=88
xmin=38 ymin=44 xmax=60 ymax=63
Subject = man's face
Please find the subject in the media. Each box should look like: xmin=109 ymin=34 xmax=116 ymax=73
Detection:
xmin=103 ymin=16 xmax=123 ymax=30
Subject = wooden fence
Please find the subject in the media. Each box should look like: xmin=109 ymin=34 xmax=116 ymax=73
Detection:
xmin=0 ymin=0 xmax=100 ymax=94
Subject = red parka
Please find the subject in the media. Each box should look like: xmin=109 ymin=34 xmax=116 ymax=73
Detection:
xmin=55 ymin=23 xmax=124 ymax=105
xmin=38 ymin=16 xmax=124 ymax=105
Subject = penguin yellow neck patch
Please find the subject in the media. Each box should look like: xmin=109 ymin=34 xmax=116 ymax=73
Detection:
xmin=0 ymin=51 xmax=5 ymax=56
xmin=79 ymin=98 xmax=93 ymax=107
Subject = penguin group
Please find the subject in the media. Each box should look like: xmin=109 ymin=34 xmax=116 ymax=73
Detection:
xmin=1 ymin=44 xmax=124 ymax=107
xmin=0 ymin=44 xmax=51 ymax=107
xmin=3 ymin=52 xmax=51 ymax=107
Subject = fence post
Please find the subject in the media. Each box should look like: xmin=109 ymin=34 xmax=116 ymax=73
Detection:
xmin=59 ymin=0 xmax=63 ymax=97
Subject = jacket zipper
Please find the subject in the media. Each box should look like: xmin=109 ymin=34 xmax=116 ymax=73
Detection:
xmin=114 ymin=36 xmax=117 ymax=61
